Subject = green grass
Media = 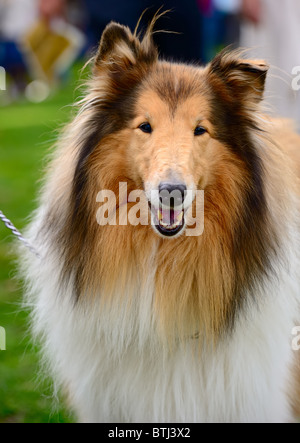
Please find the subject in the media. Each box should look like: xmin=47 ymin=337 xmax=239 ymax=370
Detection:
xmin=0 ymin=67 xmax=85 ymax=423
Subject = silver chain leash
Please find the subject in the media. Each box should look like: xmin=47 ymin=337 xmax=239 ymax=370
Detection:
xmin=0 ymin=210 xmax=41 ymax=259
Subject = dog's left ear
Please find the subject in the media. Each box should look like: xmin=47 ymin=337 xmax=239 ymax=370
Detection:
xmin=94 ymin=21 xmax=157 ymax=73
xmin=208 ymin=50 xmax=269 ymax=103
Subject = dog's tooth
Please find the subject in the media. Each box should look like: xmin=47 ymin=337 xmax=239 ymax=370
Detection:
xmin=158 ymin=210 xmax=184 ymax=230
xmin=159 ymin=220 xmax=169 ymax=228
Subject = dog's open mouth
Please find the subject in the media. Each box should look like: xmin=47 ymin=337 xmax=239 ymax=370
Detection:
xmin=149 ymin=203 xmax=185 ymax=237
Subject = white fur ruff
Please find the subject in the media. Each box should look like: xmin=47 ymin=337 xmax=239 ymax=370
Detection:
xmin=21 ymin=211 xmax=300 ymax=423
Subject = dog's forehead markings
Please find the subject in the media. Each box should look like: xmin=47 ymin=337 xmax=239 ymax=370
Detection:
xmin=148 ymin=63 xmax=203 ymax=116
xmin=136 ymin=83 xmax=210 ymax=127
xmin=173 ymin=75 xmax=180 ymax=96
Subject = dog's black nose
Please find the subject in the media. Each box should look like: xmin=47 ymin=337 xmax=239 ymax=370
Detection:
xmin=159 ymin=183 xmax=187 ymax=208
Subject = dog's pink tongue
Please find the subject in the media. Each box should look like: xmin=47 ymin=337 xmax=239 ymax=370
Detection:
xmin=161 ymin=209 xmax=172 ymax=224
xmin=161 ymin=209 xmax=182 ymax=225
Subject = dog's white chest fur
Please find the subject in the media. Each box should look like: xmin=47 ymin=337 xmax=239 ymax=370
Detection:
xmin=27 ymin=237 xmax=298 ymax=423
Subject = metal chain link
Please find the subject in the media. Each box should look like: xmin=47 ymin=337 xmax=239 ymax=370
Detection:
xmin=0 ymin=210 xmax=41 ymax=259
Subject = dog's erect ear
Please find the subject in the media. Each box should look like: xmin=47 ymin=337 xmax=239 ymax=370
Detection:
xmin=208 ymin=50 xmax=269 ymax=103
xmin=94 ymin=21 xmax=157 ymax=72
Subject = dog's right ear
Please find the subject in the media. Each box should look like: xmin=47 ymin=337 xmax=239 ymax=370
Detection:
xmin=94 ymin=22 xmax=157 ymax=73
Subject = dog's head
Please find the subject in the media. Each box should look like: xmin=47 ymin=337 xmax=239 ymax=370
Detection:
xmin=84 ymin=20 xmax=269 ymax=239
xmin=50 ymin=18 xmax=280 ymax=339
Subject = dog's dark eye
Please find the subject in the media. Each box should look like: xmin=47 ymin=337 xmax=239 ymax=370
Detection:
xmin=139 ymin=122 xmax=152 ymax=134
xmin=194 ymin=126 xmax=207 ymax=136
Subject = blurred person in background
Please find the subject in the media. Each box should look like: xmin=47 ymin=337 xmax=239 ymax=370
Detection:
xmin=240 ymin=0 xmax=300 ymax=129
xmin=0 ymin=0 xmax=37 ymax=100
xmin=0 ymin=0 xmax=84 ymax=103
xmin=24 ymin=0 xmax=85 ymax=92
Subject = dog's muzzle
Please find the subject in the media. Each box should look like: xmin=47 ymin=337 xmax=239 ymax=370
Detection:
xmin=148 ymin=183 xmax=187 ymax=238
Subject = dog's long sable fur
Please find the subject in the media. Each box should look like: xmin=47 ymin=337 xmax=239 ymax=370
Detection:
xmin=21 ymin=18 xmax=300 ymax=422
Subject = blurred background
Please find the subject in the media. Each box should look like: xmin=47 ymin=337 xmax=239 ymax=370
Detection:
xmin=0 ymin=0 xmax=299 ymax=423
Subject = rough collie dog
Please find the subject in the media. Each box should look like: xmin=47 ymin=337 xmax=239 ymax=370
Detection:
xmin=21 ymin=17 xmax=300 ymax=423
